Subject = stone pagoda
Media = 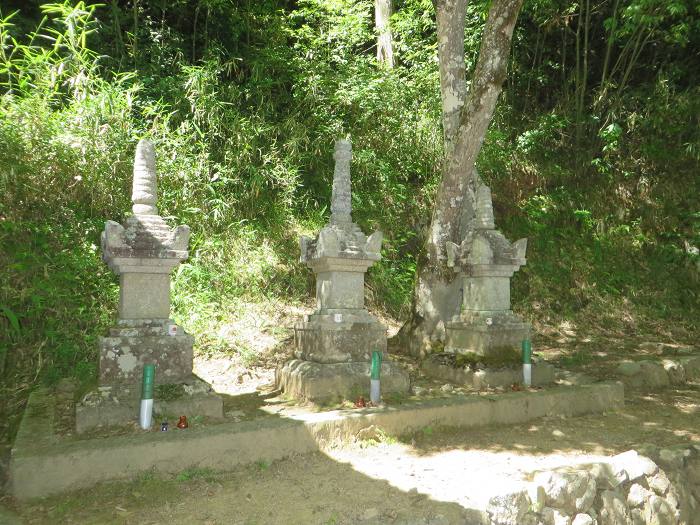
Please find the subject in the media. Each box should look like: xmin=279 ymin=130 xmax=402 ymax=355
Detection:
xmin=443 ymin=176 xmax=531 ymax=360
xmin=276 ymin=139 xmax=409 ymax=403
xmin=76 ymin=139 xmax=222 ymax=432
xmin=99 ymin=139 xmax=192 ymax=384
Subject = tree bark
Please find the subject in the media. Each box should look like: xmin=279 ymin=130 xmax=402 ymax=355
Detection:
xmin=375 ymin=0 xmax=395 ymax=67
xmin=435 ymin=0 xmax=468 ymax=156
xmin=395 ymin=0 xmax=524 ymax=356
xmin=432 ymin=0 xmax=524 ymax=254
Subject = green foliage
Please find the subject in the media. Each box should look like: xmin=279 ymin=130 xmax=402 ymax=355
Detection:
xmin=0 ymin=0 xmax=441 ymax=390
xmin=559 ymin=349 xmax=594 ymax=367
xmin=0 ymin=218 xmax=114 ymax=386
xmin=358 ymin=426 xmax=398 ymax=447
xmin=175 ymin=467 xmax=216 ymax=482
xmin=1 ymin=305 xmax=20 ymax=339
xmin=255 ymin=459 xmax=270 ymax=471
xmin=0 ymin=0 xmax=697 ymax=404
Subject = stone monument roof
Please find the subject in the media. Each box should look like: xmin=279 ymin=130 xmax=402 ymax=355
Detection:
xmin=300 ymin=139 xmax=383 ymax=264
xmin=101 ymin=139 xmax=190 ymax=270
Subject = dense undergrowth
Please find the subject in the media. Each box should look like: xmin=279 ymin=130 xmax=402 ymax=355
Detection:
xmin=0 ymin=0 xmax=698 ymax=441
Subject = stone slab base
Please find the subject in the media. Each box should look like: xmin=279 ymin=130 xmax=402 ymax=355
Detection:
xmin=76 ymin=376 xmax=223 ymax=433
xmin=445 ymin=318 xmax=531 ymax=358
xmin=99 ymin=320 xmax=193 ymax=384
xmin=422 ymin=353 xmax=556 ymax=389
xmin=276 ymin=359 xmax=409 ymax=404
xmin=295 ymin=320 xmax=387 ymax=363
xmin=9 ymin=382 xmax=624 ymax=500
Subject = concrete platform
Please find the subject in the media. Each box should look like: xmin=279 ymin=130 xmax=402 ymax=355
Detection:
xmin=8 ymin=381 xmax=624 ymax=500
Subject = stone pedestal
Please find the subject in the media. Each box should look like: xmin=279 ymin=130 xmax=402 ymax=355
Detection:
xmin=422 ymin=352 xmax=555 ymax=389
xmin=277 ymin=139 xmax=409 ymax=403
xmin=445 ymin=314 xmax=531 ymax=357
xmin=294 ymin=256 xmax=388 ymax=364
xmin=99 ymin=319 xmax=194 ymax=385
xmin=277 ymin=360 xmax=409 ymax=405
xmin=76 ymin=377 xmax=222 ymax=433
xmin=294 ymin=314 xmax=387 ymax=364
xmin=77 ymin=140 xmax=222 ymax=431
xmin=444 ymin=182 xmax=531 ymax=361
xmin=99 ymin=211 xmax=193 ymax=385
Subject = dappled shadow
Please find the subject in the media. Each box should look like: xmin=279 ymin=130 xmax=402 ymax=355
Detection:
xmin=399 ymin=384 xmax=700 ymax=459
xmin=13 ymin=434 xmax=476 ymax=525
xmin=312 ymin=384 xmax=700 ymax=514
xmin=8 ymin=373 xmax=700 ymax=524
xmin=219 ymin=389 xmax=287 ymax=422
xmin=9 ymin=325 xmax=700 ymax=524
xmin=534 ymin=332 xmax=697 ymax=378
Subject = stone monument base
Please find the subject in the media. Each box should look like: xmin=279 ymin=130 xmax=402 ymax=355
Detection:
xmin=422 ymin=352 xmax=555 ymax=389
xmin=445 ymin=311 xmax=531 ymax=361
xmin=276 ymin=359 xmax=410 ymax=404
xmin=99 ymin=319 xmax=194 ymax=385
xmin=75 ymin=376 xmax=223 ymax=433
xmin=294 ymin=313 xmax=387 ymax=363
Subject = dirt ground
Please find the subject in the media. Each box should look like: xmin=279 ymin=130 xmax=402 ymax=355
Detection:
xmin=4 ymin=380 xmax=699 ymax=525
xmin=2 ymin=328 xmax=699 ymax=525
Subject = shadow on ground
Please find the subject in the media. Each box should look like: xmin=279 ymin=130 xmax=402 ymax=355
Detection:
xmin=5 ymin=451 xmax=473 ymax=525
xmin=401 ymin=384 xmax=700 ymax=458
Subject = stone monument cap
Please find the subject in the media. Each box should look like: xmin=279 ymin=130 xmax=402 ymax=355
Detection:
xmin=132 ymin=139 xmax=158 ymax=215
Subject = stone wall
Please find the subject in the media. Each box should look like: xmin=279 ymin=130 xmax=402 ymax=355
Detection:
xmin=616 ymin=356 xmax=700 ymax=390
xmin=485 ymin=445 xmax=700 ymax=525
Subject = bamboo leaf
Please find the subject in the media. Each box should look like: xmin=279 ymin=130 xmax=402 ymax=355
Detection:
xmin=1 ymin=305 xmax=21 ymax=338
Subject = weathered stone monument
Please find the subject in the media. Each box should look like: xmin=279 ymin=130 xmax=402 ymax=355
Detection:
xmin=443 ymin=176 xmax=531 ymax=360
xmin=99 ymin=139 xmax=192 ymax=384
xmin=276 ymin=139 xmax=409 ymax=403
xmin=76 ymin=139 xmax=222 ymax=431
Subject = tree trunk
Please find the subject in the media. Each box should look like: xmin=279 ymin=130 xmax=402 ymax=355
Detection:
xmin=133 ymin=0 xmax=139 ymax=69
xmin=110 ymin=0 xmax=125 ymax=67
xmin=375 ymin=0 xmax=394 ymax=67
xmin=395 ymin=0 xmax=524 ymax=357
xmin=436 ymin=0 xmax=468 ymax=156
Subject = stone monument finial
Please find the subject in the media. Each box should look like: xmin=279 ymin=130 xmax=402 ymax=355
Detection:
xmin=331 ymin=139 xmax=352 ymax=226
xmin=132 ymin=139 xmax=158 ymax=215
xmin=475 ymin=183 xmax=495 ymax=230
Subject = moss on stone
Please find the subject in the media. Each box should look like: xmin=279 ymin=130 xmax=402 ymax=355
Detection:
xmin=454 ymin=346 xmax=522 ymax=368
xmin=156 ymin=383 xmax=185 ymax=401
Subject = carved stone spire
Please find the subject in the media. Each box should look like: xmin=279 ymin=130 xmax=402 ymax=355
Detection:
xmin=475 ymin=183 xmax=495 ymax=230
xmin=132 ymin=139 xmax=158 ymax=215
xmin=330 ymin=139 xmax=352 ymax=226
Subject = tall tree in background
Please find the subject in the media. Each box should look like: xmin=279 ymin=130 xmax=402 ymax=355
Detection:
xmin=397 ymin=0 xmax=524 ymax=355
xmin=375 ymin=0 xmax=394 ymax=67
